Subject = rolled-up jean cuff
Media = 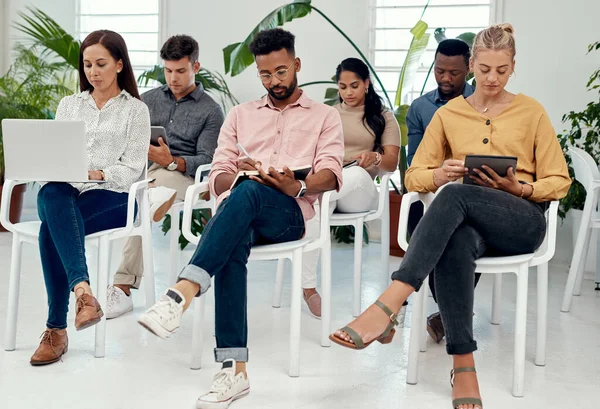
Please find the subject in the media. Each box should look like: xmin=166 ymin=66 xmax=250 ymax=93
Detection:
xmin=446 ymin=340 xmax=478 ymax=355
xmin=178 ymin=265 xmax=211 ymax=296
xmin=69 ymin=274 xmax=90 ymax=292
xmin=214 ymin=348 xmax=248 ymax=363
xmin=390 ymin=272 xmax=423 ymax=292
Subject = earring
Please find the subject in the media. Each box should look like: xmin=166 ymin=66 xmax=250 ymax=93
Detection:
xmin=117 ymin=70 xmax=121 ymax=73
xmin=365 ymin=89 xmax=368 ymax=94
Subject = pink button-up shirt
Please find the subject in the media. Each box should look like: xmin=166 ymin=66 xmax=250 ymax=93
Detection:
xmin=209 ymin=92 xmax=344 ymax=222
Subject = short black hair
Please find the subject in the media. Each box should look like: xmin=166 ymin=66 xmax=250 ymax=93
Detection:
xmin=160 ymin=35 xmax=199 ymax=63
xmin=248 ymin=28 xmax=295 ymax=57
xmin=435 ymin=39 xmax=470 ymax=67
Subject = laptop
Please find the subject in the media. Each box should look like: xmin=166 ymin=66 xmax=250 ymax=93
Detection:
xmin=1 ymin=119 xmax=104 ymax=183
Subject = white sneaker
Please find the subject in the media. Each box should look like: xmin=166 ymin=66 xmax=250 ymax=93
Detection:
xmin=148 ymin=186 xmax=177 ymax=222
xmin=196 ymin=360 xmax=250 ymax=409
xmin=137 ymin=288 xmax=185 ymax=339
xmin=106 ymin=285 xmax=133 ymax=319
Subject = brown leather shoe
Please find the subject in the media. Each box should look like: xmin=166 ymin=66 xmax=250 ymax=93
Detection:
xmin=303 ymin=291 xmax=321 ymax=319
xmin=30 ymin=329 xmax=68 ymax=366
xmin=75 ymin=293 xmax=104 ymax=331
xmin=426 ymin=311 xmax=445 ymax=343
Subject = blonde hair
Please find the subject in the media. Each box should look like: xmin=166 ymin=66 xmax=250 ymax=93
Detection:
xmin=472 ymin=23 xmax=516 ymax=59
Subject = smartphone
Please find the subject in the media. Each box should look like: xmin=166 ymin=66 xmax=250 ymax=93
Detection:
xmin=150 ymin=126 xmax=169 ymax=147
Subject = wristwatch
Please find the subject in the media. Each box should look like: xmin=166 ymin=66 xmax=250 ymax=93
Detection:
xmin=167 ymin=157 xmax=178 ymax=171
xmin=295 ymin=180 xmax=307 ymax=198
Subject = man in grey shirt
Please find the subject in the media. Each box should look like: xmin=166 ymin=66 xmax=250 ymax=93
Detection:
xmin=107 ymin=35 xmax=224 ymax=319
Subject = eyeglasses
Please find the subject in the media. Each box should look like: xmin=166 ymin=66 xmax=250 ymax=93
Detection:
xmin=258 ymin=62 xmax=295 ymax=83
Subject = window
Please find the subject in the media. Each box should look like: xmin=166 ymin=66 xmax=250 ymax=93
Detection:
xmin=369 ymin=0 xmax=493 ymax=105
xmin=77 ymin=0 xmax=163 ymax=93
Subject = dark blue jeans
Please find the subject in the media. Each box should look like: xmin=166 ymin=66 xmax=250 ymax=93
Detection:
xmin=178 ymin=181 xmax=305 ymax=362
xmin=37 ymin=183 xmax=129 ymax=330
xmin=392 ymin=184 xmax=546 ymax=355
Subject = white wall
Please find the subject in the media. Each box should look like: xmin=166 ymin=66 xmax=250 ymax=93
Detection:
xmin=164 ymin=0 xmax=370 ymax=105
xmin=503 ymin=0 xmax=600 ymax=131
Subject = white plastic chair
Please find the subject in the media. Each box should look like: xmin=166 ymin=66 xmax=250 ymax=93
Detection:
xmin=167 ymin=164 xmax=214 ymax=284
xmin=328 ymin=172 xmax=393 ymax=317
xmin=561 ymin=146 xmax=600 ymax=312
xmin=181 ymin=182 xmax=333 ymax=377
xmin=0 ymin=173 xmax=155 ymax=358
xmin=398 ymin=189 xmax=559 ymax=397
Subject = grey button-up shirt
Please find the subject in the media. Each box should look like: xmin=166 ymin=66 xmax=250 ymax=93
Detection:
xmin=141 ymin=82 xmax=224 ymax=177
xmin=406 ymin=83 xmax=474 ymax=166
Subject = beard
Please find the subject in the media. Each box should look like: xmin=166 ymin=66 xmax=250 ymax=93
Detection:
xmin=267 ymin=74 xmax=298 ymax=101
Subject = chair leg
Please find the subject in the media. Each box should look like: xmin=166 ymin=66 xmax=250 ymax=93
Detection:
xmin=407 ymin=287 xmax=426 ymax=385
xmin=289 ymin=248 xmax=303 ymax=377
xmin=142 ymin=224 xmax=156 ymax=308
xmin=4 ymin=235 xmax=23 ymax=351
xmin=190 ymin=295 xmax=206 ymax=370
xmin=321 ymin=237 xmax=332 ymax=347
xmin=168 ymin=207 xmax=181 ymax=286
xmin=561 ymin=196 xmax=595 ymax=311
xmin=491 ymin=274 xmax=502 ymax=325
xmin=272 ymin=259 xmax=285 ymax=308
xmin=381 ymin=205 xmax=390 ymax=286
xmin=575 ymin=228 xmax=594 ymax=296
xmin=352 ymin=220 xmax=364 ymax=317
xmin=512 ymin=264 xmax=529 ymax=397
xmin=420 ymin=284 xmax=428 ymax=353
xmin=95 ymin=236 xmax=110 ymax=358
xmin=535 ymin=263 xmax=548 ymax=367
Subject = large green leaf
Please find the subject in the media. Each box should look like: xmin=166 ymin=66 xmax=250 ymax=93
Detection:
xmin=223 ymin=0 xmax=312 ymax=76
xmin=13 ymin=7 xmax=81 ymax=69
xmin=394 ymin=20 xmax=430 ymax=107
xmin=395 ymin=104 xmax=410 ymax=146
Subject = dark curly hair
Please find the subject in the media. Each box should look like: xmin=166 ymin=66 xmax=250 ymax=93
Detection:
xmin=248 ymin=28 xmax=295 ymax=57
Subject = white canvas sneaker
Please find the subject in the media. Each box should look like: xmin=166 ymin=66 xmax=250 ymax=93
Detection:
xmin=148 ymin=186 xmax=177 ymax=222
xmin=106 ymin=285 xmax=133 ymax=319
xmin=196 ymin=360 xmax=250 ymax=409
xmin=137 ymin=288 xmax=185 ymax=339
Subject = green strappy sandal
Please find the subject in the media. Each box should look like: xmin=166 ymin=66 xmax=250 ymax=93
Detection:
xmin=450 ymin=367 xmax=483 ymax=409
xmin=329 ymin=300 xmax=399 ymax=350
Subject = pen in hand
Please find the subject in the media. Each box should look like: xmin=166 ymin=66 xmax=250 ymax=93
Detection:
xmin=237 ymin=142 xmax=261 ymax=170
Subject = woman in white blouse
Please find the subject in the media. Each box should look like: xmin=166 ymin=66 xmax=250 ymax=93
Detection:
xmin=30 ymin=30 xmax=150 ymax=366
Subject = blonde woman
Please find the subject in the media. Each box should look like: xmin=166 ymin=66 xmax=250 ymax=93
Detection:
xmin=329 ymin=24 xmax=571 ymax=409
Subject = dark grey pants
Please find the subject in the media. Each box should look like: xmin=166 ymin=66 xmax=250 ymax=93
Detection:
xmin=392 ymin=184 xmax=547 ymax=355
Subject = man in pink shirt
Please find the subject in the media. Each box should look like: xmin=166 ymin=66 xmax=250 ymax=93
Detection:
xmin=138 ymin=28 xmax=343 ymax=408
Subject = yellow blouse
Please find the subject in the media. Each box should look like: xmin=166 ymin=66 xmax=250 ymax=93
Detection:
xmin=405 ymin=93 xmax=571 ymax=202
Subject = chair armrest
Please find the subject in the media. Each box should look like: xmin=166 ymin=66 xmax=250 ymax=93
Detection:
xmin=366 ymin=172 xmax=394 ymax=222
xmin=397 ymin=191 xmax=436 ymax=251
xmin=531 ymin=201 xmax=560 ymax=265
xmin=304 ymin=190 xmax=334 ymax=252
xmin=194 ymin=164 xmax=212 ymax=184
xmin=182 ymin=182 xmax=210 ymax=246
xmin=0 ymin=180 xmax=29 ymax=232
xmin=119 ymin=178 xmax=152 ymax=234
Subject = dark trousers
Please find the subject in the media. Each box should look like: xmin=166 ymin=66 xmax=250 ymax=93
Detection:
xmin=407 ymin=201 xmax=482 ymax=303
xmin=178 ymin=181 xmax=306 ymax=362
xmin=393 ymin=184 xmax=546 ymax=354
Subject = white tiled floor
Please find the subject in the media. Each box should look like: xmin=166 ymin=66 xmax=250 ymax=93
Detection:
xmin=0 ymin=224 xmax=599 ymax=409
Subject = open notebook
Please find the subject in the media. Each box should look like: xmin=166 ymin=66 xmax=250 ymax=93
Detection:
xmin=230 ymin=165 xmax=312 ymax=190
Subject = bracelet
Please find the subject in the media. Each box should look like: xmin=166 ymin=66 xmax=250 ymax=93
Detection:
xmin=99 ymin=170 xmax=105 ymax=181
xmin=373 ymin=152 xmax=382 ymax=167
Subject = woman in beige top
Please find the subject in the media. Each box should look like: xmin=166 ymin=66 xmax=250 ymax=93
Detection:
xmin=302 ymin=58 xmax=400 ymax=318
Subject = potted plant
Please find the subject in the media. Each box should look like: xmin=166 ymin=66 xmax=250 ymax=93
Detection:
xmin=556 ymin=41 xmax=599 ymax=270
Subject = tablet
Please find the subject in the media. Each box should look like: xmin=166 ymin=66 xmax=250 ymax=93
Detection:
xmin=463 ymin=154 xmax=518 ymax=185
xmin=150 ymin=126 xmax=169 ymax=147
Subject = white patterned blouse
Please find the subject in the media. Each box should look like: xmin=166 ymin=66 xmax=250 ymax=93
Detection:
xmin=54 ymin=89 xmax=150 ymax=194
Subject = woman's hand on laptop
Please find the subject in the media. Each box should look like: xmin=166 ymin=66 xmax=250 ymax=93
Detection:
xmin=88 ymin=170 xmax=104 ymax=181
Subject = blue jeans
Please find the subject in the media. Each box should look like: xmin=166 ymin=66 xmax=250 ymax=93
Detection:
xmin=37 ymin=183 xmax=130 ymax=330
xmin=178 ymin=181 xmax=305 ymax=362
xmin=392 ymin=184 xmax=547 ymax=355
